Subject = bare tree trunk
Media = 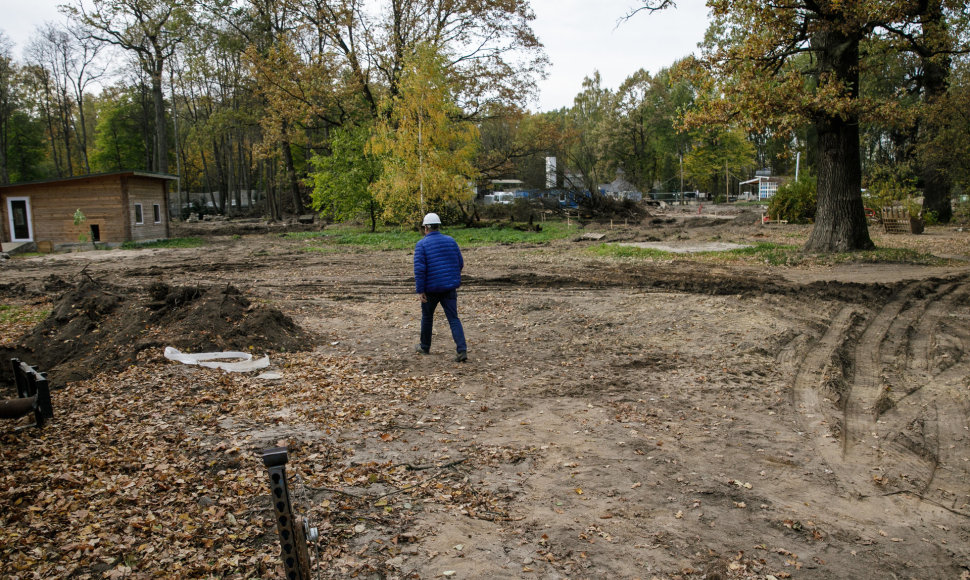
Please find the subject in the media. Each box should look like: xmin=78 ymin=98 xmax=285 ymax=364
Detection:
xmin=213 ymin=138 xmax=228 ymax=214
xmin=139 ymin=83 xmax=154 ymax=171
xmin=150 ymin=61 xmax=169 ymax=174
xmin=43 ymin=102 xmax=63 ymax=176
xmin=60 ymin=93 xmax=74 ymax=176
xmin=279 ymin=122 xmax=303 ymax=214
xmin=0 ymin=57 xmax=10 ymax=185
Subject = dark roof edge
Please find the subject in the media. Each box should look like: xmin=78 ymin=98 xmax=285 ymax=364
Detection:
xmin=0 ymin=170 xmax=178 ymax=189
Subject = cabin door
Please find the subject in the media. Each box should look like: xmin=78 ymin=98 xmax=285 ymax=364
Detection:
xmin=7 ymin=197 xmax=33 ymax=242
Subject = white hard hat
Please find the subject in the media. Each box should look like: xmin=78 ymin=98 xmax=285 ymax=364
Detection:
xmin=422 ymin=212 xmax=442 ymax=225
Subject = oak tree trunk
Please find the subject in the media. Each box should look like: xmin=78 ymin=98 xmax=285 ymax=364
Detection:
xmin=803 ymin=26 xmax=873 ymax=253
xmin=804 ymin=114 xmax=874 ymax=252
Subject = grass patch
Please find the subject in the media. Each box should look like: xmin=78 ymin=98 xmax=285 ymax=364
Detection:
xmin=723 ymin=242 xmax=802 ymax=266
xmin=288 ymin=221 xmax=579 ymax=251
xmin=0 ymin=304 xmax=50 ymax=325
xmin=592 ymin=241 xmax=953 ymax=267
xmin=0 ymin=304 xmax=51 ymax=346
xmin=819 ymin=247 xmax=952 ymax=266
xmin=121 ymin=237 xmax=205 ymax=250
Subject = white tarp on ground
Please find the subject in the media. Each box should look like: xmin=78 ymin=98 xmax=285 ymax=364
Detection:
xmin=164 ymin=347 xmax=270 ymax=372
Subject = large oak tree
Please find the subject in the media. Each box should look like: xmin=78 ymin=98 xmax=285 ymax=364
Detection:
xmin=640 ymin=0 xmax=967 ymax=252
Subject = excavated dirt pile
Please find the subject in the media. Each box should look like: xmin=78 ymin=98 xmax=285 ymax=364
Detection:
xmin=1 ymin=277 xmax=312 ymax=385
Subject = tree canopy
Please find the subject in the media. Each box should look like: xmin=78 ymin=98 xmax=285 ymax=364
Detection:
xmin=642 ymin=0 xmax=970 ymax=250
xmin=368 ymin=43 xmax=479 ymax=225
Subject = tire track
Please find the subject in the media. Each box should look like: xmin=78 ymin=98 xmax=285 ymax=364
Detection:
xmin=874 ymin=282 xmax=970 ymax=511
xmin=784 ymin=274 xmax=970 ymax=512
xmin=785 ymin=305 xmax=860 ymax=476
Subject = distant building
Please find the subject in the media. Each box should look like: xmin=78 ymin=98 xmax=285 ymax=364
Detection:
xmin=545 ymin=157 xmax=557 ymax=189
xmin=600 ymin=170 xmax=643 ymax=202
xmin=489 ymin=179 xmax=525 ymax=192
xmin=0 ymin=171 xmax=176 ymax=249
xmin=739 ymin=175 xmax=783 ymax=200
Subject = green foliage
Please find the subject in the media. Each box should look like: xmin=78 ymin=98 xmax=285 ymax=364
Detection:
xmin=918 ymin=60 xmax=970 ymax=201
xmin=952 ymin=200 xmax=970 ymax=226
xmin=120 ymin=237 xmax=204 ymax=250
xmin=683 ymin=125 xmax=755 ymax=196
xmin=73 ymin=209 xmax=88 ymax=243
xmin=863 ymin=163 xmax=921 ymax=217
xmin=608 ymin=66 xmax=695 ymax=194
xmin=4 ymin=110 xmax=48 ymax=182
xmin=0 ymin=304 xmax=51 ymax=326
xmin=308 ymin=124 xmax=381 ymax=225
xmin=563 ymin=71 xmax=613 ymax=195
xmin=768 ymin=177 xmax=817 ymax=224
xmin=90 ymin=86 xmax=151 ymax=173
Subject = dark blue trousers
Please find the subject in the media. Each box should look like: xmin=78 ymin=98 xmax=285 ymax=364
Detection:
xmin=420 ymin=289 xmax=466 ymax=353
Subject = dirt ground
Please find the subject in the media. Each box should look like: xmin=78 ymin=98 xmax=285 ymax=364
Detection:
xmin=2 ymin=206 xmax=970 ymax=579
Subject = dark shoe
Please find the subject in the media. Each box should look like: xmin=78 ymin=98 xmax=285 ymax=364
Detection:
xmin=454 ymin=351 xmax=467 ymax=363
xmin=415 ymin=344 xmax=429 ymax=355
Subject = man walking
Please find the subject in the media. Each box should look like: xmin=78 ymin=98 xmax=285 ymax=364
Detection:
xmin=414 ymin=212 xmax=467 ymax=362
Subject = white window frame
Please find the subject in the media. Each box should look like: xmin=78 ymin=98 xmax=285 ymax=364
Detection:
xmin=134 ymin=203 xmax=144 ymax=225
xmin=7 ymin=196 xmax=34 ymax=242
xmin=153 ymin=203 xmax=161 ymax=223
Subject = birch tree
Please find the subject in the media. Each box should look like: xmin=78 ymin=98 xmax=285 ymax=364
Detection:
xmin=368 ymin=43 xmax=478 ymax=225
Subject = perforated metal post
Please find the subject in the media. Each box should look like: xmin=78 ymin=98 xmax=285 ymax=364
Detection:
xmin=262 ymin=447 xmax=311 ymax=580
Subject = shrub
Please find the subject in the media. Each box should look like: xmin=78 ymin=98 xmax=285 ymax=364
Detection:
xmin=768 ymin=176 xmax=817 ymax=224
xmin=863 ymin=162 xmax=921 ymax=217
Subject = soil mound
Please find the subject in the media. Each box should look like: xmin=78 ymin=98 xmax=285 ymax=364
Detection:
xmin=730 ymin=210 xmax=764 ymax=226
xmin=1 ymin=279 xmax=313 ymax=385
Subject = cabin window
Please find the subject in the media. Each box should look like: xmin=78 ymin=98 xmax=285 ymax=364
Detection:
xmin=153 ymin=204 xmax=161 ymax=223
xmin=134 ymin=203 xmax=144 ymax=225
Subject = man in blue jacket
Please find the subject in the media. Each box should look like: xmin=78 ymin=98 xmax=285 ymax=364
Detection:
xmin=414 ymin=212 xmax=467 ymax=362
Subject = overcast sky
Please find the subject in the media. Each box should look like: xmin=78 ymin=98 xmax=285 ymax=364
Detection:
xmin=1 ymin=0 xmax=709 ymax=112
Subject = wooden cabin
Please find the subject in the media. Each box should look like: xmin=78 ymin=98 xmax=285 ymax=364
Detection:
xmin=0 ymin=171 xmax=176 ymax=250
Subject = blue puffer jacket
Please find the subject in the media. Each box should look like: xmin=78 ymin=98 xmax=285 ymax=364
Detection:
xmin=414 ymin=231 xmax=464 ymax=294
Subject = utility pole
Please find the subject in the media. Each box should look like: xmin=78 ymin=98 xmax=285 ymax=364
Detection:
xmin=679 ymin=154 xmax=684 ymax=205
xmin=170 ymin=67 xmax=182 ymax=219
